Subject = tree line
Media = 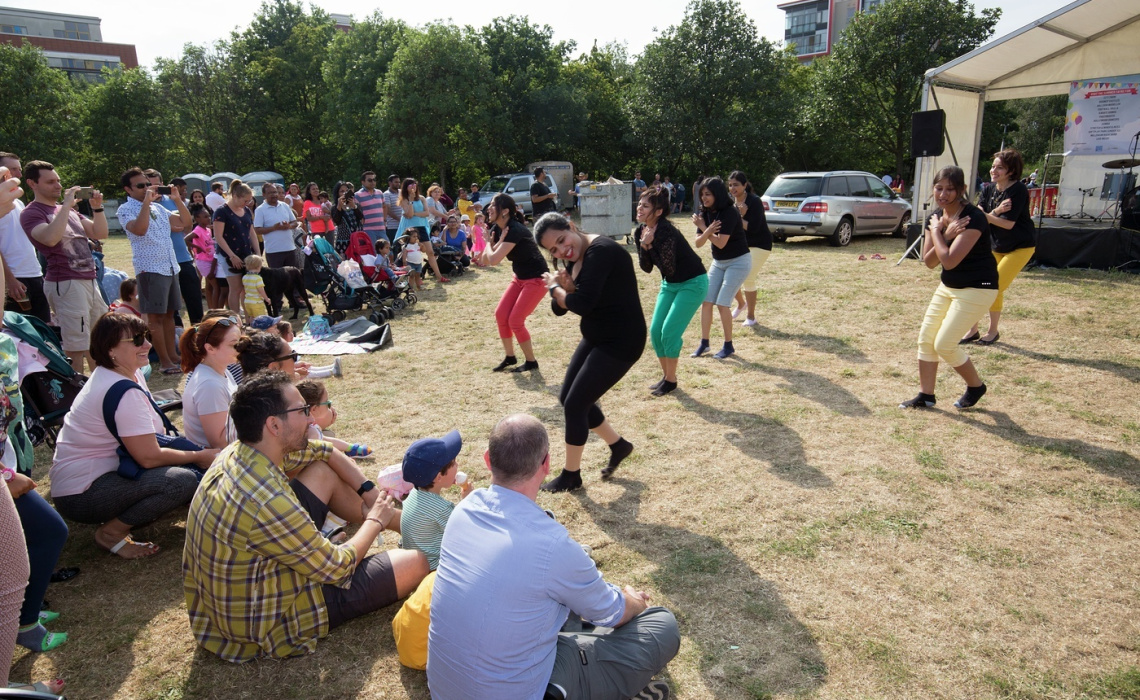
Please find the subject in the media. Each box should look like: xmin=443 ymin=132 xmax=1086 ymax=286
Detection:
xmin=0 ymin=0 xmax=1065 ymax=201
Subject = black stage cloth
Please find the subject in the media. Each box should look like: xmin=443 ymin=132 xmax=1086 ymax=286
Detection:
xmin=904 ymin=223 xmax=1139 ymax=272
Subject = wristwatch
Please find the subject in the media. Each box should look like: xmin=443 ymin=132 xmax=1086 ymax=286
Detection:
xmin=548 ymin=282 xmax=562 ymax=298
xmin=1 ymin=466 xmax=14 ymax=482
xmin=356 ymin=480 xmax=375 ymax=496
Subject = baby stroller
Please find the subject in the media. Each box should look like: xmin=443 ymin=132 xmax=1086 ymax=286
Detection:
xmin=345 ymin=231 xmax=402 ymax=318
xmin=374 ymin=265 xmax=417 ymax=311
xmin=435 ymin=245 xmax=467 ymax=277
xmin=3 ymin=311 xmax=86 ymax=447
xmin=303 ymin=236 xmax=391 ymax=324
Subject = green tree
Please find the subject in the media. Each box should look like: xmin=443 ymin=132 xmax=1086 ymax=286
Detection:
xmin=808 ymin=0 xmax=1000 ymax=180
xmin=76 ymin=67 xmax=172 ymax=193
xmin=376 ymin=24 xmax=499 ymax=190
xmin=321 ymin=12 xmax=408 ymax=183
xmin=627 ymin=0 xmax=794 ymax=185
xmin=1008 ymin=95 xmax=1068 ymax=172
xmin=0 ymin=44 xmax=80 ymax=175
xmin=560 ymin=44 xmax=635 ymax=180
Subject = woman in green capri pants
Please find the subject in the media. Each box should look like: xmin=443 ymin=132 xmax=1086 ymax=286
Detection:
xmin=634 ymin=186 xmax=708 ymax=397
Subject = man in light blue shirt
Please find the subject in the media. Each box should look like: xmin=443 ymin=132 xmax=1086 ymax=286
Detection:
xmin=428 ymin=414 xmax=678 ymax=700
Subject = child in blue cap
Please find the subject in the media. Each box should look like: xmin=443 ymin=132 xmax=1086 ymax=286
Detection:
xmin=400 ymin=430 xmax=472 ymax=570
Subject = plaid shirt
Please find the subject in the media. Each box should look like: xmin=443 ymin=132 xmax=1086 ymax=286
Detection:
xmin=183 ymin=440 xmax=355 ymax=663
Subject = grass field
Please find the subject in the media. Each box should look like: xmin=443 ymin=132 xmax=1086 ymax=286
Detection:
xmin=10 ymin=220 xmax=1140 ymax=699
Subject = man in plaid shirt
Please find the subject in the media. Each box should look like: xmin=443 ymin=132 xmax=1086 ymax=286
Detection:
xmin=182 ymin=371 xmax=428 ymax=662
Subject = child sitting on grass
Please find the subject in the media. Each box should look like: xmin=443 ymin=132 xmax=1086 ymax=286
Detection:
xmin=296 ymin=379 xmax=370 ymax=457
xmin=400 ymin=430 xmax=472 ymax=570
xmin=242 ymin=254 xmax=270 ymax=320
xmin=400 ymin=229 xmax=425 ymax=291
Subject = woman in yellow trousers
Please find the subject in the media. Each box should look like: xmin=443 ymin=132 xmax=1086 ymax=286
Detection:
xmin=961 ymin=149 xmax=1036 ymax=346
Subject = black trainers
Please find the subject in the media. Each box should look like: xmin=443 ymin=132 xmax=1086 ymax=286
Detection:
xmin=492 ymin=356 xmax=517 ymax=372
xmin=540 ymin=469 xmax=583 ymax=492
xmin=630 ymin=680 xmax=670 ymax=700
xmin=954 ymin=383 xmax=987 ymax=409
xmin=899 ymin=393 xmax=936 ymax=409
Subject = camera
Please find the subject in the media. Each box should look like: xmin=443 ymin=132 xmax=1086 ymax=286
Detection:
xmin=156 ymin=186 xmax=172 ymax=195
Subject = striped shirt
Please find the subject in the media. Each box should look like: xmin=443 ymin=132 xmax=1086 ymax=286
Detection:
xmin=356 ymin=187 xmax=386 ymax=235
xmin=399 ymin=488 xmax=454 ymax=570
xmin=183 ymin=439 xmax=356 ymax=662
xmin=383 ymin=188 xmax=402 ymax=230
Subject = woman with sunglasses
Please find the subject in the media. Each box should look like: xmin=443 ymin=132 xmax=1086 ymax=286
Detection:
xmin=536 ymin=213 xmax=645 ymax=492
xmin=180 ymin=316 xmax=242 ymax=449
xmin=235 ymin=331 xmax=299 ymax=381
xmin=49 ymin=314 xmax=219 ymax=559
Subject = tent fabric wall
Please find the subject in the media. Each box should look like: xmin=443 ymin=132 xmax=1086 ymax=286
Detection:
xmin=914 ymin=0 xmax=1140 ymax=219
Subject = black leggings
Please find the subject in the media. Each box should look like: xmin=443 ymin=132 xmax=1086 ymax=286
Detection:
xmin=559 ymin=339 xmax=636 ymax=446
xmin=178 ymin=260 xmax=204 ymax=324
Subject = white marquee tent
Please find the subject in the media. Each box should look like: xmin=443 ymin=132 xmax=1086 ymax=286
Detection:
xmin=915 ymin=0 xmax=1140 ymax=220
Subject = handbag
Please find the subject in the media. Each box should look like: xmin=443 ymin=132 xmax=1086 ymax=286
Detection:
xmin=101 ymin=379 xmax=204 ymax=480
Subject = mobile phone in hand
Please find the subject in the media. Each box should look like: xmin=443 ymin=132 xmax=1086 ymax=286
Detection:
xmin=76 ymin=187 xmax=95 ymax=200
xmin=156 ymin=186 xmax=172 ymax=195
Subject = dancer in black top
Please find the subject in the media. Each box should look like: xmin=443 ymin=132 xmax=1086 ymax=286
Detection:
xmin=692 ymin=177 xmax=751 ymax=359
xmin=535 ymin=213 xmax=646 ymax=492
xmin=479 ymin=193 xmax=549 ymax=372
xmin=901 ymin=166 xmax=998 ymax=410
xmin=635 ymin=186 xmax=708 ymax=396
xmin=727 ymin=170 xmax=772 ymax=327
xmin=960 ymin=148 xmax=1037 ymax=346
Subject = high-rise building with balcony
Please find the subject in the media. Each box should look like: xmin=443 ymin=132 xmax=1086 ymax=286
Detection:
xmin=779 ymin=0 xmax=890 ymax=63
xmin=0 ymin=7 xmax=138 ymax=82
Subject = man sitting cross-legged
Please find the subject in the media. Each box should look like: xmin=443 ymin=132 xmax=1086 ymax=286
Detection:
xmin=183 ymin=370 xmax=428 ymax=662
xmin=428 ymin=413 xmax=680 ymax=700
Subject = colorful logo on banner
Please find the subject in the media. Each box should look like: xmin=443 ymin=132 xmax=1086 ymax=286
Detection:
xmin=1065 ymin=74 xmax=1140 ymax=156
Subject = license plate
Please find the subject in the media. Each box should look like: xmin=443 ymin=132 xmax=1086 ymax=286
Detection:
xmin=774 ymin=200 xmax=799 ymax=209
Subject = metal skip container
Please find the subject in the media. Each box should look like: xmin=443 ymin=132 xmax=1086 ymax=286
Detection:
xmin=578 ymin=181 xmax=635 ymax=240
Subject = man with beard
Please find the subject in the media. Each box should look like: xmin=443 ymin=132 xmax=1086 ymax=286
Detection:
xmin=182 ymin=371 xmax=429 ymax=662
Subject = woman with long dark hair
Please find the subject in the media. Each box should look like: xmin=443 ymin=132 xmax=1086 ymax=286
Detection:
xmin=302 ymin=181 xmax=330 ymax=242
xmin=635 ymin=186 xmax=707 ymax=396
xmin=727 ymin=170 xmax=772 ymax=327
xmin=479 ymin=193 xmax=549 ymax=372
xmin=960 ymin=148 xmax=1036 ymax=345
xmin=396 ymin=178 xmax=448 ymax=283
xmin=691 ymin=176 xmax=750 ymax=359
xmin=332 ymin=181 xmax=363 ymax=256
xmin=536 ymin=213 xmax=645 ymax=491
xmin=901 ymin=166 xmax=998 ymax=410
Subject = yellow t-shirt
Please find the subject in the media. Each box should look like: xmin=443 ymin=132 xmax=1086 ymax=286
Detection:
xmin=392 ymin=571 xmax=436 ymax=670
xmin=242 ymin=273 xmax=264 ymax=303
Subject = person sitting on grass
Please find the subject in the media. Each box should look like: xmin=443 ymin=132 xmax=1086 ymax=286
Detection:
xmin=297 ymin=380 xmax=371 ymax=458
xmin=242 ymin=254 xmax=270 ymax=320
xmin=252 ymin=316 xmax=342 ymax=380
xmin=110 ymin=278 xmax=142 ymax=318
xmin=400 ymin=229 xmax=425 ymax=291
xmin=399 ymin=430 xmax=472 ymax=571
xmin=183 ymin=370 xmax=429 ymax=662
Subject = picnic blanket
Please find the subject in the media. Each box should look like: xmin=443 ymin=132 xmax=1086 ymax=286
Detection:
xmin=291 ymin=317 xmax=390 ymax=355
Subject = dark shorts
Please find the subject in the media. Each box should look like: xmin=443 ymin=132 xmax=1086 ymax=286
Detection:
xmin=289 ymin=479 xmax=399 ymax=629
xmin=266 ymin=250 xmax=300 ymax=269
xmin=137 ymin=271 xmax=182 ymax=315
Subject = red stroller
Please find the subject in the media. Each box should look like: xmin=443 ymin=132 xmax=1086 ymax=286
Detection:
xmin=345 ymin=231 xmax=416 ymax=312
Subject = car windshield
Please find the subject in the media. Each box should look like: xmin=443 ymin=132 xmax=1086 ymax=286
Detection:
xmin=765 ymin=176 xmax=822 ymax=199
xmin=482 ymin=177 xmax=510 ymax=194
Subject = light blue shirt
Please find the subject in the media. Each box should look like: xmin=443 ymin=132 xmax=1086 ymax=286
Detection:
xmin=427 ymin=485 xmax=624 ymax=700
xmin=116 ymin=197 xmax=180 ymax=275
xmin=159 ymin=196 xmax=193 ymax=263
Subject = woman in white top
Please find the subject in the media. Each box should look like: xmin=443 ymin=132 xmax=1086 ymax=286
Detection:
xmin=50 ymin=314 xmax=218 ymax=559
xmin=179 ymin=315 xmax=241 ymax=448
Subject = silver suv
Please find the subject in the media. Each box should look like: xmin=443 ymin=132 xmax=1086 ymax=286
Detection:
xmin=479 ymin=173 xmax=561 ymax=215
xmin=760 ymin=171 xmax=911 ymax=246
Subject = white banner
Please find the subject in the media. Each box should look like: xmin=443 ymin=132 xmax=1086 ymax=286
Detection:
xmin=1065 ymin=74 xmax=1140 ymax=156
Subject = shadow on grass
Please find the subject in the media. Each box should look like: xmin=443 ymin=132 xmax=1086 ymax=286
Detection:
xmin=741 ymin=360 xmax=872 ymax=418
xmin=948 ymin=409 xmax=1140 ymax=487
xmin=744 ymin=324 xmax=870 ymax=363
xmin=576 ymin=480 xmax=827 ymax=697
xmin=997 ymin=343 xmax=1140 ymax=384
xmin=674 ymin=390 xmax=832 ymax=488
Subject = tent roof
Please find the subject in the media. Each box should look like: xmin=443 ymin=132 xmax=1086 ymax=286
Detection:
xmin=925 ymin=0 xmax=1140 ymax=101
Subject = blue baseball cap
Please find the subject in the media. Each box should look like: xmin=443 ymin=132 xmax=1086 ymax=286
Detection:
xmin=251 ymin=315 xmax=282 ymax=331
xmin=402 ymin=430 xmax=462 ymax=487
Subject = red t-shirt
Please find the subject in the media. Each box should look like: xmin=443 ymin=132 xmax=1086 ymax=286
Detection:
xmin=19 ymin=201 xmax=97 ymax=281
xmin=305 ymin=202 xmax=329 ymax=234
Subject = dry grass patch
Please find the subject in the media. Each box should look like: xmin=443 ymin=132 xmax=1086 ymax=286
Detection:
xmin=12 ymin=223 xmax=1140 ymax=699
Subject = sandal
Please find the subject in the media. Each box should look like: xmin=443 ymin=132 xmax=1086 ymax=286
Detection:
xmin=107 ymin=536 xmax=160 ymax=559
xmin=38 ymin=610 xmax=60 ymax=624
xmin=17 ymin=624 xmax=67 ymax=652
xmin=160 ymin=366 xmax=183 ymax=375
xmin=345 ymin=443 xmax=372 ymax=458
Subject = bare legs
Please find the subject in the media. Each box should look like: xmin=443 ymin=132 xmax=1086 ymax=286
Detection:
xmin=147 ymin=312 xmax=177 ymax=370
xmin=658 ymin=356 xmax=679 ymax=383
xmin=698 ymin=302 xmax=734 ymax=342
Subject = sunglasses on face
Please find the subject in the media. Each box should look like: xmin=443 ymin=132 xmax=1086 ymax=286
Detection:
xmin=275 ymin=352 xmax=300 ymax=363
xmin=125 ymin=331 xmax=152 ymax=347
xmin=131 ymin=182 xmax=148 ymax=190
xmin=278 ymin=404 xmax=312 ymax=418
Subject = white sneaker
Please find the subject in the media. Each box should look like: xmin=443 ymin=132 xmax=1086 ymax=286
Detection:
xmin=731 ymin=306 xmax=744 ymax=319
xmin=332 ymin=357 xmax=343 ymax=378
xmin=743 ymin=318 xmax=757 ymax=327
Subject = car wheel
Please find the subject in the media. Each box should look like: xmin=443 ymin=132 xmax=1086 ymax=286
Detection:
xmin=829 ymin=218 xmax=854 ymax=247
xmin=892 ymin=212 xmax=911 ymax=238
xmin=773 ymin=235 xmax=787 ymax=244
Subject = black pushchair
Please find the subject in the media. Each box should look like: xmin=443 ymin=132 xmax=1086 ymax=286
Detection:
xmin=302 ymin=237 xmax=392 ymax=323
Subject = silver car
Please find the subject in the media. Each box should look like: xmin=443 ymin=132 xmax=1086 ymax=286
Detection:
xmin=760 ymin=171 xmax=911 ymax=246
xmin=479 ymin=173 xmax=561 ymax=216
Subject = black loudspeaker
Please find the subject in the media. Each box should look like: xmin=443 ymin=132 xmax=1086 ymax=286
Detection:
xmin=911 ymin=110 xmax=945 ymax=157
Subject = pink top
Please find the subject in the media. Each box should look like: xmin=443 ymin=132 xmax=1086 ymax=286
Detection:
xmin=190 ymin=225 xmax=215 ymax=262
xmin=50 ymin=366 xmax=166 ymax=497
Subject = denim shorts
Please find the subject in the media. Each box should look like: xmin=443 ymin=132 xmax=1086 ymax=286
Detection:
xmin=705 ymin=253 xmax=752 ymax=306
